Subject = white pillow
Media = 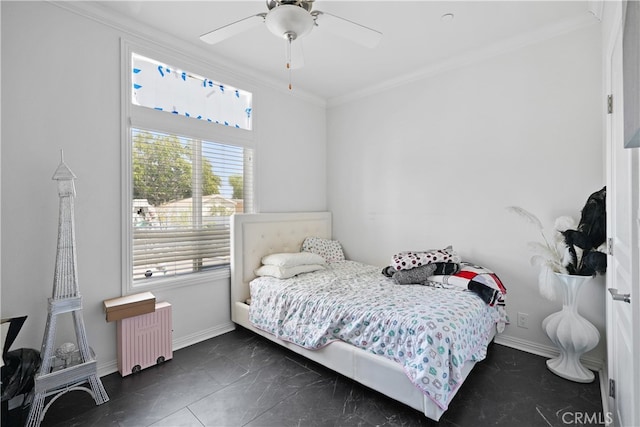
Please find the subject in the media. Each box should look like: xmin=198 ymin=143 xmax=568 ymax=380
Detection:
xmin=261 ymin=252 xmax=326 ymax=267
xmin=255 ymin=264 xmax=325 ymax=279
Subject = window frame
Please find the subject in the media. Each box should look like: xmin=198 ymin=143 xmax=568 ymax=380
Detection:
xmin=121 ymin=39 xmax=255 ymax=295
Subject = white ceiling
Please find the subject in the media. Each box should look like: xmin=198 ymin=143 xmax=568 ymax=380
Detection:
xmin=92 ymin=1 xmax=595 ymax=101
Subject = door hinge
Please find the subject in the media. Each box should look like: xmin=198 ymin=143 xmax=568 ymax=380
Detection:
xmin=608 ymin=94 xmax=613 ymax=114
xmin=609 ymin=378 xmax=616 ymax=398
xmin=607 ymin=238 xmax=614 ymax=255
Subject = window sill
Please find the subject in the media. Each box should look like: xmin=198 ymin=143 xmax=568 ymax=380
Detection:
xmin=125 ymin=265 xmax=230 ymax=295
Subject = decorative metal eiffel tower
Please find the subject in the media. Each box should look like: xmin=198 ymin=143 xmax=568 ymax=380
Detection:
xmin=26 ymin=152 xmax=109 ymax=427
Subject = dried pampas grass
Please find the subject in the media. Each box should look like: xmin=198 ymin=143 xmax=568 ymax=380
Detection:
xmin=554 ymin=215 xmax=578 ymax=233
xmin=505 ymin=206 xmax=544 ymax=231
xmin=507 ymin=206 xmax=570 ymax=301
xmin=537 ymin=266 xmax=559 ymax=301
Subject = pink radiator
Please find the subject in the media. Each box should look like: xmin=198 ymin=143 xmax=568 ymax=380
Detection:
xmin=117 ymin=301 xmax=173 ymax=376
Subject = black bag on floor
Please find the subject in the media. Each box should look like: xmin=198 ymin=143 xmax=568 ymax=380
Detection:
xmin=1 ymin=316 xmax=41 ymax=426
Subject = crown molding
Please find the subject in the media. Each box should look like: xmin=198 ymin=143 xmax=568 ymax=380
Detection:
xmin=47 ymin=1 xmax=599 ymax=110
xmin=328 ymin=11 xmax=600 ymax=108
xmin=48 ymin=1 xmax=326 ymax=108
xmin=588 ymin=0 xmax=604 ymax=21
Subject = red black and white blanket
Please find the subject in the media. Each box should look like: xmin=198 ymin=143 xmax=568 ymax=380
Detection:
xmin=428 ymin=262 xmax=507 ymax=307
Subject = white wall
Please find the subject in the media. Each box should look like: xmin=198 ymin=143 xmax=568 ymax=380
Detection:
xmin=0 ymin=1 xmax=326 ymax=373
xmin=327 ymin=24 xmax=607 ymax=364
xmin=1 ymin=1 xmax=608 ymax=374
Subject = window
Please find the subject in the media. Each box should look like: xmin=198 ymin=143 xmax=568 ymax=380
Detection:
xmin=132 ymin=129 xmax=252 ymax=281
xmin=123 ymin=43 xmax=254 ymax=290
xmin=131 ymin=53 xmax=252 ymax=130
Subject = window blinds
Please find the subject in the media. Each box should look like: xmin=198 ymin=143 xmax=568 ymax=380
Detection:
xmin=132 ymin=129 xmax=252 ymax=281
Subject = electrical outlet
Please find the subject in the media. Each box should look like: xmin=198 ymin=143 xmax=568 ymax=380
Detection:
xmin=517 ymin=312 xmax=529 ymax=329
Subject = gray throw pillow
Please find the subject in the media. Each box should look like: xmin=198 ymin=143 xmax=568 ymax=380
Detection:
xmin=393 ymin=263 xmax=437 ymax=285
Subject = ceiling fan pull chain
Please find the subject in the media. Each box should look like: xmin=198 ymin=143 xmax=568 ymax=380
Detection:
xmin=286 ymin=33 xmax=293 ymax=90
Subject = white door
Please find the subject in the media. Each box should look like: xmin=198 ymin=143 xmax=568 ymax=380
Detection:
xmin=606 ymin=3 xmax=639 ymax=426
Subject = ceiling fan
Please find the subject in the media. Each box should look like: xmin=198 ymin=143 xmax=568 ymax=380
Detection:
xmin=199 ymin=0 xmax=382 ymax=89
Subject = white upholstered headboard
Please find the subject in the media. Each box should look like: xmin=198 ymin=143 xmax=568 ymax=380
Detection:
xmin=230 ymin=212 xmax=332 ymax=306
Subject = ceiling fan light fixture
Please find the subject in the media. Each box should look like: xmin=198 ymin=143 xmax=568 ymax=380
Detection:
xmin=265 ymin=4 xmax=315 ymax=40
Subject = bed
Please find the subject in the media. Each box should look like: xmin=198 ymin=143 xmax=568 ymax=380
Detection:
xmin=230 ymin=211 xmax=505 ymax=422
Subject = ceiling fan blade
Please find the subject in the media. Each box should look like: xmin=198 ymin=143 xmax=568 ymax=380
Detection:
xmin=200 ymin=14 xmax=265 ymax=45
xmin=314 ymin=11 xmax=382 ymax=48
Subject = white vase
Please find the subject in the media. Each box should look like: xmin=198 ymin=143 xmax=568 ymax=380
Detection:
xmin=541 ymin=273 xmax=600 ymax=383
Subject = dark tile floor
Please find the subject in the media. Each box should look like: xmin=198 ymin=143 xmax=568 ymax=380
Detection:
xmin=6 ymin=327 xmax=604 ymax=426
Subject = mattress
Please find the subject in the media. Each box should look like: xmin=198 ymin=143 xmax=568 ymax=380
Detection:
xmin=249 ymin=260 xmax=505 ymax=410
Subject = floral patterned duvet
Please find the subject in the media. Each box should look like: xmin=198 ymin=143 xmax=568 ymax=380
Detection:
xmin=249 ymin=260 xmax=505 ymax=410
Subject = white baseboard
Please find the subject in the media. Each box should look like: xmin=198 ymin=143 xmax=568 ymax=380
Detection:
xmin=172 ymin=321 xmax=236 ymax=352
xmin=97 ymin=359 xmax=119 ymax=377
xmin=494 ymin=334 xmax=604 ymax=371
xmin=96 ymin=321 xmax=236 ymax=377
